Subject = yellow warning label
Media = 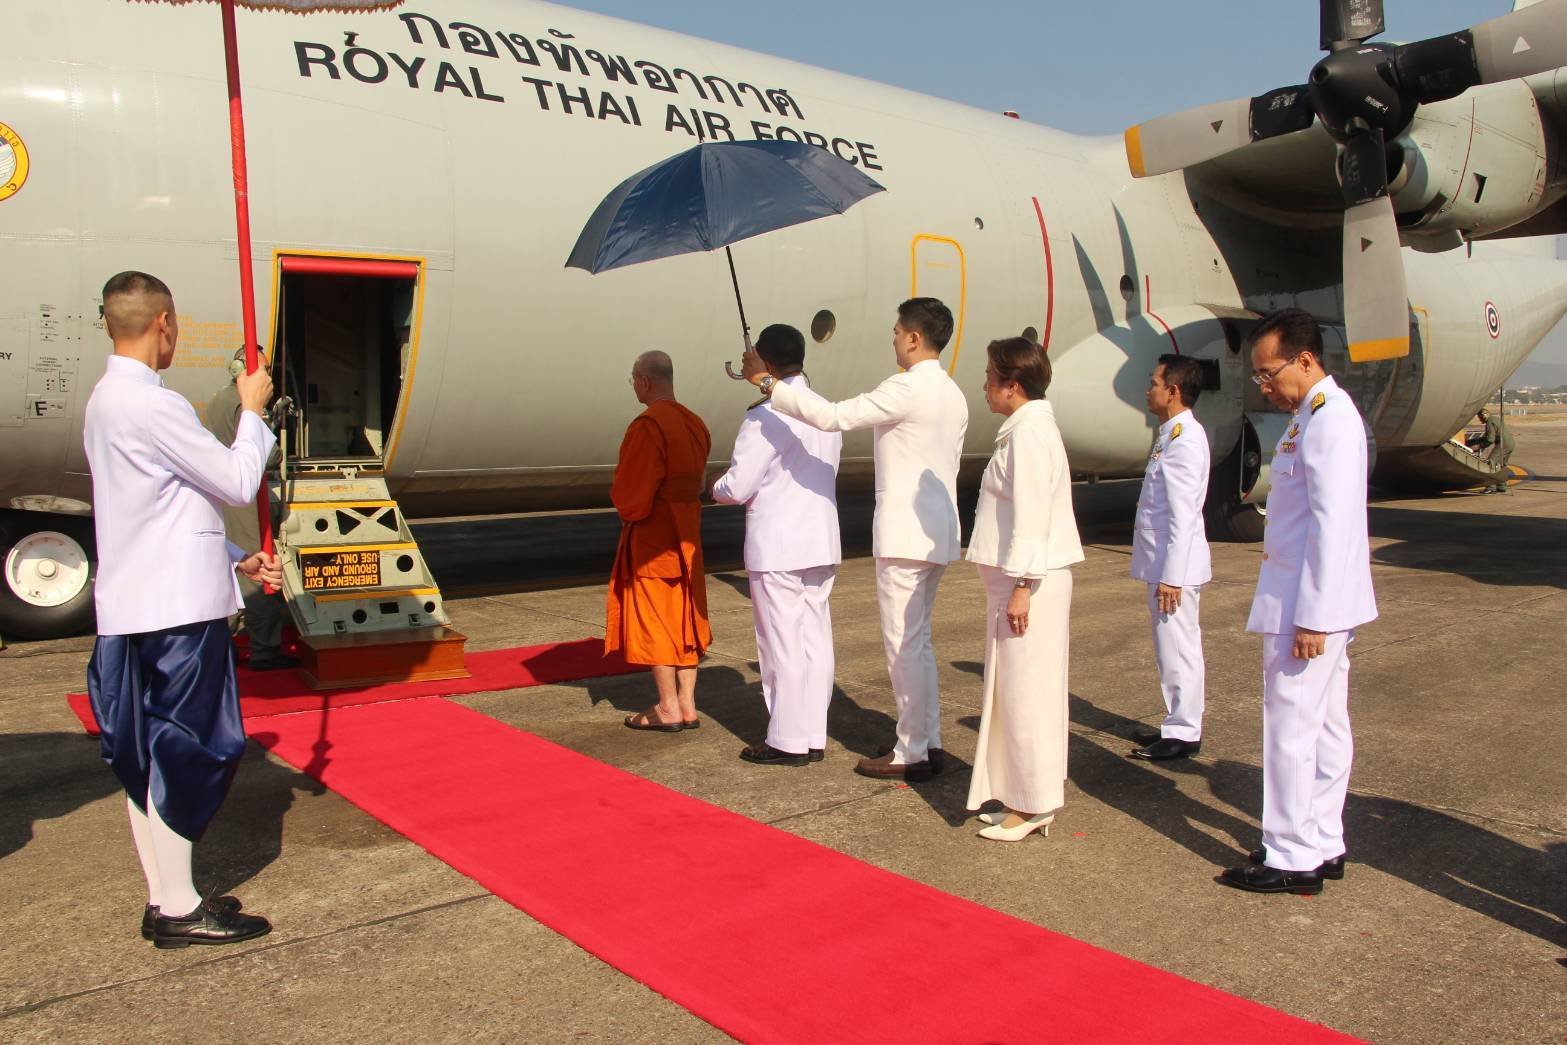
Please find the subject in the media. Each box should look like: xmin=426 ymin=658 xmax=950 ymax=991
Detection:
xmin=300 ymin=549 xmax=381 ymax=592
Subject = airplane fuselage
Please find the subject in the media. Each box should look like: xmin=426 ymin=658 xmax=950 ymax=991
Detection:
xmin=2 ymin=0 xmax=1564 ymax=637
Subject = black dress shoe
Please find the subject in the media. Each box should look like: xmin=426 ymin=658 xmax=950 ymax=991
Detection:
xmin=739 ymin=743 xmax=809 ymax=766
xmin=808 ymin=748 xmax=824 ymax=763
xmin=141 ymin=895 xmax=242 ymax=940
xmin=1218 ymin=863 xmax=1324 ymax=895
xmin=247 ymin=654 xmax=300 ymax=672
xmin=1130 ymin=737 xmax=1201 ymax=761
xmin=153 ymin=898 xmax=272 ymax=949
xmin=1249 ymin=849 xmax=1346 ymax=880
xmin=1130 ymin=724 xmax=1161 ymax=744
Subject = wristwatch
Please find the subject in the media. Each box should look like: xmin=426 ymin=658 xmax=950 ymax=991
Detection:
xmin=758 ymin=375 xmax=777 ymax=396
xmin=1013 ymin=577 xmax=1032 ymax=589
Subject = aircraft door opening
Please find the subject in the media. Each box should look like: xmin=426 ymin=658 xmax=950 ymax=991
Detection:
xmin=269 ymin=255 xmax=420 ymax=468
xmin=911 ymin=235 xmax=967 ymax=373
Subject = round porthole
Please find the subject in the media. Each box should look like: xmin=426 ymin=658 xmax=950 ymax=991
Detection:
xmin=314 ymin=518 xmax=329 ymax=532
xmin=1021 ymin=326 xmax=1039 ymax=344
xmin=396 ymin=554 xmax=414 ymax=573
xmin=423 ymin=600 xmax=436 ymax=614
xmin=351 ymin=609 xmax=368 ymax=624
xmin=1119 ymin=275 xmax=1135 ymax=301
xmin=811 ymin=309 xmax=837 ymax=344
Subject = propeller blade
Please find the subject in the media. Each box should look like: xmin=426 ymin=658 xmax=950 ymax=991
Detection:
xmin=1395 ymin=0 xmax=1567 ymax=104
xmin=1342 ymin=194 xmax=1409 ymax=361
xmin=1125 ymin=86 xmax=1313 ymax=178
xmin=1338 ymin=126 xmax=1389 ymax=208
xmin=1321 ymin=0 xmax=1385 ymax=50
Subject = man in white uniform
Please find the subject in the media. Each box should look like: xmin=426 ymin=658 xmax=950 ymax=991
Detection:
xmin=84 ymin=271 xmax=281 ymax=946
xmin=1130 ymin=354 xmax=1211 ymax=762
xmin=711 ymin=324 xmax=842 ymax=766
xmin=1221 ymin=308 xmax=1376 ymax=896
xmin=741 ymin=298 xmax=968 ymax=782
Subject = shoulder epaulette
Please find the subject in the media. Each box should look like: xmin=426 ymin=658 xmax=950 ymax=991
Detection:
xmin=1310 ymin=392 xmax=1327 ymax=414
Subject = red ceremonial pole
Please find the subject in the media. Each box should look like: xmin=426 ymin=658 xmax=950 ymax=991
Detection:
xmin=219 ymin=0 xmax=278 ymax=589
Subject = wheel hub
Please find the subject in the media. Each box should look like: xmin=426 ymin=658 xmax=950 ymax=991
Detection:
xmin=4 ymin=530 xmax=90 ymax=608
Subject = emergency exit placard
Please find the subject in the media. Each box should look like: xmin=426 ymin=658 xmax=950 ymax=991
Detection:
xmin=300 ymin=549 xmax=381 ymax=591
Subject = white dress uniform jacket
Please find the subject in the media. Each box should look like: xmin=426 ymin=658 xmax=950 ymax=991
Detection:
xmin=965 ymin=398 xmax=1082 ymax=814
xmin=1130 ymin=409 xmax=1212 ymax=587
xmin=1246 ymin=375 xmax=1377 ymax=636
xmin=966 ymin=399 xmax=1084 ymax=576
xmin=85 ymin=356 xmax=276 ymax=636
xmin=710 ymin=375 xmax=842 ymax=571
xmin=768 ymin=358 xmax=968 ymax=564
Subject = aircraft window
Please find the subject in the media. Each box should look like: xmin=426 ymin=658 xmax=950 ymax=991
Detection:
xmin=973 ymin=217 xmax=985 ymax=230
xmin=811 ymin=309 xmax=837 ymax=344
xmin=1022 ymin=326 xmax=1039 ymax=344
xmin=1119 ymin=275 xmax=1135 ymax=301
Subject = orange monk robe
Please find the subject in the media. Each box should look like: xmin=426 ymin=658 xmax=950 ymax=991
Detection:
xmin=605 ymin=400 xmax=714 ymax=666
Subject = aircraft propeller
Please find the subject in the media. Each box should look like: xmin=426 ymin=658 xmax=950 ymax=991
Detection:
xmin=1124 ymin=0 xmax=1567 ymax=361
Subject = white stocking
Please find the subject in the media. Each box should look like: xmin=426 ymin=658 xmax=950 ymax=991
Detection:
xmin=126 ymin=796 xmax=161 ymax=907
xmin=148 ymin=799 xmax=201 ymax=917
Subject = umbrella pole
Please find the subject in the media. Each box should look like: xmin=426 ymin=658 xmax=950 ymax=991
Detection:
xmin=220 ymin=0 xmax=278 ymax=590
xmin=722 ymin=245 xmax=753 ymax=380
xmin=724 ymin=245 xmax=752 ymax=347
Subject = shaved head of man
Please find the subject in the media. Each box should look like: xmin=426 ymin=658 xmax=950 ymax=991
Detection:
xmin=630 ymin=350 xmax=675 ymax=405
xmin=102 ymin=271 xmax=178 ymax=369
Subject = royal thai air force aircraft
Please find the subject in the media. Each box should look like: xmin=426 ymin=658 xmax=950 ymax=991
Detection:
xmin=1 ymin=0 xmax=1565 ymax=641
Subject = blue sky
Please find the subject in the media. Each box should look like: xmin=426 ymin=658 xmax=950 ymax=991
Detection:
xmin=559 ymin=0 xmax=1566 ymax=374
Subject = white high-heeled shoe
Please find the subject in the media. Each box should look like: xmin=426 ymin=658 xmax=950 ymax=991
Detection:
xmin=977 ymin=812 xmax=1055 ymax=842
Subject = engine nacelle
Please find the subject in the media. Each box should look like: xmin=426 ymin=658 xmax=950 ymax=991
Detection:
xmin=1392 ymin=79 xmax=1554 ymax=243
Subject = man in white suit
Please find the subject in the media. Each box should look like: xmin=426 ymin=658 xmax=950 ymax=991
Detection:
xmin=712 ymin=324 xmax=842 ymax=766
xmin=84 ymin=271 xmax=281 ymax=947
xmin=1221 ymin=308 xmax=1376 ymax=896
xmin=1130 ymin=354 xmax=1211 ymax=762
xmin=741 ymin=298 xmax=968 ymax=782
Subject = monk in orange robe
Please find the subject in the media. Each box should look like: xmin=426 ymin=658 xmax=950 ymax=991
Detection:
xmin=607 ymin=350 xmax=714 ymax=731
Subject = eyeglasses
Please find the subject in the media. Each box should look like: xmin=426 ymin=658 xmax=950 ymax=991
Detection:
xmin=1251 ymin=354 xmax=1300 ymax=387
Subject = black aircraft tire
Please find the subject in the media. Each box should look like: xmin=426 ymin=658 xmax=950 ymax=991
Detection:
xmin=1204 ymin=429 xmax=1267 ymax=544
xmin=0 ymin=514 xmax=97 ymax=641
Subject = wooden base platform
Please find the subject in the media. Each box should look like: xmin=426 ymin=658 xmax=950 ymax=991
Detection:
xmin=297 ymin=626 xmax=469 ymax=691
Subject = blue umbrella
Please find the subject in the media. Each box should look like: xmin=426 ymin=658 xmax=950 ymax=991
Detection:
xmin=565 ymin=140 xmax=885 ymax=373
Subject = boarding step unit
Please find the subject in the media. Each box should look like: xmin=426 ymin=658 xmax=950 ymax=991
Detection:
xmin=274 ymin=475 xmax=467 ymax=690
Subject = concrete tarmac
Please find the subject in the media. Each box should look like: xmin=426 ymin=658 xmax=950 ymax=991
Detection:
xmin=2 ymin=424 xmax=1564 ymax=1043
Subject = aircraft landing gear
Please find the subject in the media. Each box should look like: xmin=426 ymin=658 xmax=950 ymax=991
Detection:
xmin=1205 ymin=424 xmax=1267 ymax=543
xmin=0 ymin=512 xmax=97 ymax=641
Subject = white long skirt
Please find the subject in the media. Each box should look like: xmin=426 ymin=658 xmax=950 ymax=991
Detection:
xmin=966 ymin=564 xmax=1072 ymax=815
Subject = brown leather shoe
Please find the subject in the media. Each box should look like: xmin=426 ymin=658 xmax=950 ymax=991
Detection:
xmin=874 ymin=746 xmax=945 ymax=775
xmin=854 ymin=750 xmax=934 ymax=782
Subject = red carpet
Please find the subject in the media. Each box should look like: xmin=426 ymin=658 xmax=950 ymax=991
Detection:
xmin=65 ymin=639 xmax=639 ymax=736
xmin=247 ymin=698 xmax=1358 ymax=1043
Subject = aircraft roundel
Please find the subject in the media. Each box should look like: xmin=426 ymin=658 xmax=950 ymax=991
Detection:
xmin=0 ymin=122 xmax=29 ymax=203
xmin=1484 ymin=301 xmax=1501 ymax=340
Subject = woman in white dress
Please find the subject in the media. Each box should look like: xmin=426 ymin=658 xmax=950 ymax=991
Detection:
xmin=965 ymin=337 xmax=1084 ymax=841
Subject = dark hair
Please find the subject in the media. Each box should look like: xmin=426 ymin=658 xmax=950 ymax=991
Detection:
xmin=986 ymin=337 xmax=1051 ymax=400
xmin=1156 ymin=353 xmax=1204 ymax=407
xmin=897 ymin=297 xmax=954 ymax=351
xmin=101 ymin=271 xmax=174 ymax=339
xmin=755 ymin=323 xmax=805 ymax=373
xmin=1247 ymin=307 xmax=1323 ymax=364
xmin=102 ymin=270 xmax=171 ymax=304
